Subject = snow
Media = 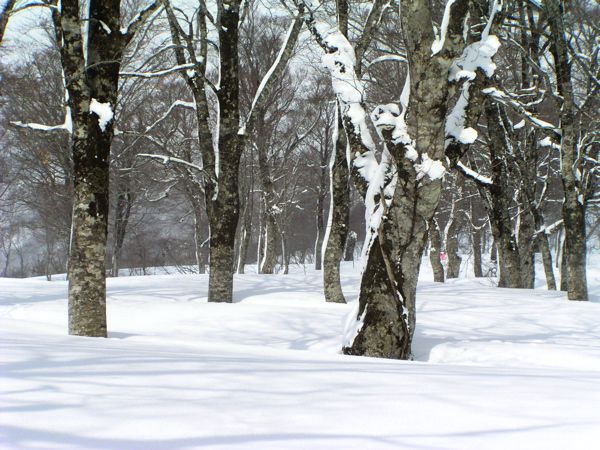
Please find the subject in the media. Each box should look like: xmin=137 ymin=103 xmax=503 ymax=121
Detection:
xmin=3 ymin=257 xmax=600 ymax=449
xmin=431 ymin=0 xmax=457 ymax=55
xmin=89 ymin=98 xmax=113 ymax=132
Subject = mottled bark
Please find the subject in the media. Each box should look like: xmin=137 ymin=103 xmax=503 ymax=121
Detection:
xmin=194 ymin=208 xmax=206 ymax=274
xmin=111 ymin=184 xmax=134 ymax=277
xmin=538 ymin=231 xmax=556 ymax=290
xmin=446 ymin=219 xmax=462 ymax=279
xmin=344 ymin=231 xmax=357 ymax=262
xmin=343 ymin=0 xmax=471 ymax=359
xmin=518 ymin=206 xmax=536 ymax=289
xmin=473 ymin=227 xmax=483 ymax=278
xmin=484 ymin=102 xmax=522 ymax=288
xmin=560 ymin=239 xmax=568 ymax=291
xmin=323 ymin=105 xmax=349 ymax=303
xmin=547 ymin=0 xmax=588 ymax=301
xmin=314 ymin=165 xmax=326 ymax=271
xmin=56 ymin=0 xmax=120 ymax=337
xmin=429 ymin=218 xmax=445 ymax=282
xmin=236 ymin=196 xmax=251 ymax=274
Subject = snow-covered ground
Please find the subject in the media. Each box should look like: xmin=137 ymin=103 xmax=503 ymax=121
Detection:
xmin=1 ymin=258 xmax=600 ymax=449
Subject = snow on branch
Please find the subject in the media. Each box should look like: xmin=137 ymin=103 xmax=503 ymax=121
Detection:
xmin=446 ymin=34 xmax=501 ymax=146
xmin=456 ymin=161 xmax=492 ymax=185
xmin=137 ymin=153 xmax=205 ymax=174
xmin=11 ymin=107 xmax=72 ymax=134
xmin=120 ymin=63 xmax=196 ymax=79
xmin=120 ymin=2 xmax=163 ymax=38
xmin=482 ymin=87 xmax=561 ymax=139
xmin=365 ymin=54 xmax=408 ymax=71
xmin=144 ymin=100 xmax=196 ymax=134
xmin=241 ymin=9 xmax=303 ymax=136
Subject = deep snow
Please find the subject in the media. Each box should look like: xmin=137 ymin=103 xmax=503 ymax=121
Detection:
xmin=1 ymin=258 xmax=599 ymax=449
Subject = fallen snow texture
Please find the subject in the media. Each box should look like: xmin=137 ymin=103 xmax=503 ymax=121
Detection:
xmin=1 ymin=257 xmax=600 ymax=449
xmin=89 ymin=98 xmax=113 ymax=132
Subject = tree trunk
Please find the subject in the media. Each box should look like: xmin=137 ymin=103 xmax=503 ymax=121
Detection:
xmin=194 ymin=209 xmax=206 ymax=274
xmin=518 ymin=206 xmax=536 ymax=289
xmin=344 ymin=230 xmax=357 ymax=262
xmin=560 ymin=238 xmax=568 ymax=291
xmin=538 ymin=231 xmax=556 ymax=290
xmin=314 ymin=167 xmax=326 ymax=270
xmin=322 ymin=105 xmax=349 ymax=303
xmin=259 ymin=212 xmax=277 ymax=274
xmin=472 ymin=227 xmax=483 ymax=278
xmin=547 ymin=0 xmax=588 ymax=301
xmin=429 ymin=218 xmax=445 ymax=282
xmin=110 ymin=185 xmax=133 ymax=277
xmin=236 ymin=197 xmax=251 ymax=274
xmin=446 ymin=219 xmax=461 ymax=279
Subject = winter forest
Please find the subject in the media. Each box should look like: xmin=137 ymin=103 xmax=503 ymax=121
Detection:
xmin=1 ymin=0 xmax=599 ymax=448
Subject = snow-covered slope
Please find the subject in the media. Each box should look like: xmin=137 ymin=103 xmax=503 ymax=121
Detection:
xmin=1 ymin=260 xmax=599 ymax=449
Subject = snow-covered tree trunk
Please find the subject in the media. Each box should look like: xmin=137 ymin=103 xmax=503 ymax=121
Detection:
xmin=546 ymin=0 xmax=588 ymax=301
xmin=321 ymin=0 xmax=352 ymax=301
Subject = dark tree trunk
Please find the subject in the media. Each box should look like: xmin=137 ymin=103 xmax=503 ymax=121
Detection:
xmin=344 ymin=230 xmax=357 ymax=262
xmin=429 ymin=218 xmax=445 ymax=282
xmin=194 ymin=208 xmax=206 ymax=274
xmin=473 ymin=228 xmax=483 ymax=278
xmin=314 ymin=188 xmax=325 ymax=270
xmin=323 ymin=105 xmax=349 ymax=303
xmin=547 ymin=0 xmax=588 ymax=300
xmin=111 ymin=184 xmax=134 ymax=277
xmin=446 ymin=219 xmax=461 ymax=279
xmin=236 ymin=195 xmax=251 ymax=274
xmin=538 ymin=231 xmax=556 ymax=290
xmin=518 ymin=207 xmax=536 ymax=289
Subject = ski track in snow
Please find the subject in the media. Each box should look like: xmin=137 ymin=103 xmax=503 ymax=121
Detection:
xmin=1 ymin=258 xmax=600 ymax=449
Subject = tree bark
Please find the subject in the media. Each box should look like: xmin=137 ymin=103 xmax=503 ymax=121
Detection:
xmin=344 ymin=230 xmax=357 ymax=262
xmin=538 ymin=231 xmax=556 ymax=290
xmin=547 ymin=0 xmax=588 ymax=301
xmin=323 ymin=105 xmax=349 ymax=303
xmin=429 ymin=218 xmax=445 ymax=282
xmin=518 ymin=206 xmax=536 ymax=289
xmin=473 ymin=227 xmax=483 ymax=278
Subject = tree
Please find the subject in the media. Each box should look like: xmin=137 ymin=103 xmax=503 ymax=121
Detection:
xmin=304 ymin=0 xmax=500 ymax=358
xmin=158 ymin=0 xmax=303 ymax=299
xmin=50 ymin=0 xmax=160 ymax=336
